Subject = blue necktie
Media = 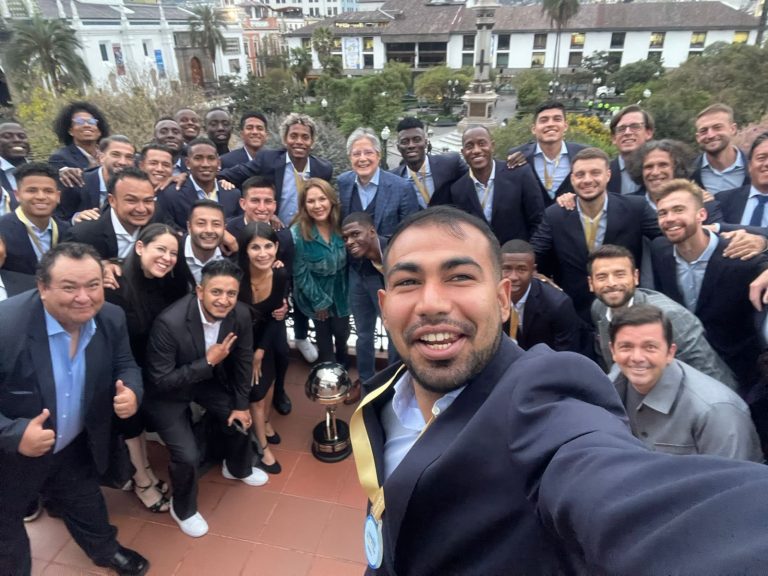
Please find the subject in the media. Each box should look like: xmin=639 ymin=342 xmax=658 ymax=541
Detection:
xmin=750 ymin=195 xmax=768 ymax=227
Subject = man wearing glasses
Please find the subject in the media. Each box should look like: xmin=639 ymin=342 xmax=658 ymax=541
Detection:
xmin=608 ymin=105 xmax=655 ymax=195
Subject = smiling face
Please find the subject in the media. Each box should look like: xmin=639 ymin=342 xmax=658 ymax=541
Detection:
xmin=571 ymin=157 xmax=610 ymax=203
xmin=349 ymin=137 xmax=380 ymax=183
xmin=196 ymin=274 xmax=239 ymax=321
xmin=396 ymin=127 xmax=427 ymax=168
xmin=642 ymin=149 xmax=675 ymax=201
xmin=379 ymin=222 xmax=510 ymax=394
xmin=656 ymin=190 xmax=706 ymax=245
xmin=501 ymin=252 xmax=535 ymax=301
xmin=139 ymin=149 xmax=174 ymax=187
xmin=588 ymin=256 xmax=638 ymax=308
xmin=532 ymin=107 xmax=567 ymax=145
xmin=101 ymin=141 xmax=136 ymax=177
xmin=695 ymin=111 xmax=736 ymax=156
xmin=15 ymin=174 xmax=60 ymax=220
xmin=108 ymin=177 xmax=156 ymax=233
xmin=205 ymin=110 xmax=232 ymax=145
xmin=38 ymin=255 xmax=104 ymax=332
xmin=461 ymin=127 xmax=494 ymax=173
xmin=342 ymin=221 xmax=377 ymax=259
xmin=188 ymin=206 xmax=225 ymax=252
xmin=136 ymin=232 xmax=178 ymax=278
xmin=610 ymin=322 xmax=676 ymax=395
xmin=241 ymin=116 xmax=268 ymax=153
xmin=241 ymin=186 xmax=276 ymax=223
xmin=748 ymin=139 xmax=768 ymax=194
xmin=185 ymin=143 xmax=219 ymax=185
xmin=154 ymin=120 xmax=183 ymax=152
xmin=0 ymin=123 xmax=30 ymax=160
xmin=247 ymin=235 xmax=278 ymax=271
xmin=304 ymin=185 xmax=331 ymax=224
xmin=283 ymin=123 xmax=314 ymax=162
xmin=69 ymin=111 xmax=101 ymax=145
xmin=174 ymin=109 xmax=201 ymax=142
xmin=612 ymin=111 xmax=653 ymax=156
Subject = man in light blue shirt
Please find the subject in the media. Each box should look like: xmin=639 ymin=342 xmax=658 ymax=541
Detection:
xmin=693 ymin=103 xmax=749 ymax=195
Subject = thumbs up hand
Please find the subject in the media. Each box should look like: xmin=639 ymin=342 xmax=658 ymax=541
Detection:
xmin=113 ymin=380 xmax=138 ymax=419
xmin=18 ymin=409 xmax=56 ymax=457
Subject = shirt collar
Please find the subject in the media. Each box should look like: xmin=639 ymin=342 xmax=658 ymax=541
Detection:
xmin=534 ymin=141 xmax=568 ymax=158
xmin=576 ymin=191 xmax=608 ymax=218
xmin=748 ymin=186 xmax=768 ymax=200
xmin=98 ymin=167 xmax=108 ymax=192
xmin=673 ymin=230 xmax=718 ymax=265
xmin=605 ymin=296 xmax=635 ymax=321
xmin=356 ymin=168 xmax=381 ymax=189
xmin=286 ymin=153 xmax=311 ymax=174
xmin=635 ymin=360 xmax=683 ymax=415
xmin=184 ymin=235 xmax=222 ymax=263
xmin=197 ymin=298 xmax=222 ymax=329
xmin=701 ymin=147 xmax=744 ymax=172
xmin=391 ymin=371 xmax=466 ymax=430
xmin=0 ymin=156 xmax=14 ymax=173
xmin=110 ymin=207 xmax=136 ymax=238
xmin=189 ymin=174 xmax=220 ymax=196
xmin=470 ymin=161 xmax=496 ymax=186
xmin=514 ymin=282 xmax=532 ymax=309
xmin=44 ymin=308 xmax=96 ymax=340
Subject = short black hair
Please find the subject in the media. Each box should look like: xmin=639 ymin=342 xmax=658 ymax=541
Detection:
xmin=36 ymin=242 xmax=103 ymax=286
xmin=342 ymin=211 xmax=375 ymax=228
xmin=609 ymin=105 xmax=655 ymax=135
xmin=107 ymin=166 xmax=152 ymax=197
xmin=587 ymin=244 xmax=636 ymax=275
xmin=396 ymin=117 xmax=424 ymax=132
xmin=609 ymin=304 xmax=673 ymax=348
xmin=98 ymin=134 xmax=134 ymax=153
xmin=201 ymin=258 xmax=242 ymax=284
xmin=749 ymin=132 xmax=768 ymax=161
xmin=52 ymin=101 xmax=110 ymax=145
xmin=241 ymin=175 xmax=276 ymax=198
xmin=239 ymin=111 xmax=268 ymax=130
xmin=139 ymin=143 xmax=174 ymax=162
xmin=189 ymin=198 xmax=225 ymax=220
xmin=204 ymin=107 xmax=230 ymax=121
xmin=500 ymin=239 xmax=534 ymax=256
xmin=383 ymin=206 xmax=501 ymax=279
xmin=154 ymin=116 xmax=176 ymax=127
xmin=533 ymin=101 xmax=566 ymax=121
xmin=186 ymin=136 xmax=218 ymax=156
xmin=14 ymin=162 xmax=58 ymax=187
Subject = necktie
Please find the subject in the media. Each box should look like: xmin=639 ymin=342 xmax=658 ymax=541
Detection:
xmin=750 ymin=195 xmax=768 ymax=227
xmin=508 ymin=306 xmax=519 ymax=340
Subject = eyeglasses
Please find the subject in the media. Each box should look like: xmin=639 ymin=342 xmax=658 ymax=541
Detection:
xmin=615 ymin=123 xmax=645 ymax=134
xmin=72 ymin=117 xmax=99 ymax=127
xmin=350 ymin=149 xmax=378 ymax=158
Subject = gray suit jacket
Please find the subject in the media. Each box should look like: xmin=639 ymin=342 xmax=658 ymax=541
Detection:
xmin=592 ymin=288 xmax=737 ymax=389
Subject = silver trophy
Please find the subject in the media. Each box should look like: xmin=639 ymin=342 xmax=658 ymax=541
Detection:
xmin=305 ymin=362 xmax=352 ymax=462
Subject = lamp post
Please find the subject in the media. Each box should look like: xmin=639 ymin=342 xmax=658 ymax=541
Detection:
xmin=320 ymin=97 xmax=328 ymax=121
xmin=380 ymin=125 xmax=391 ymax=170
xmin=642 ymin=88 xmax=652 ymax=99
xmin=592 ymin=76 xmax=602 ymax=98
xmin=548 ymin=79 xmax=560 ymax=97
xmin=446 ymin=79 xmax=459 ymax=111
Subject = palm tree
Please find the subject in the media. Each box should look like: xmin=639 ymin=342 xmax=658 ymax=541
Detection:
xmin=188 ymin=5 xmax=227 ymax=82
xmin=312 ymin=27 xmax=335 ymax=72
xmin=7 ymin=16 xmax=91 ymax=94
xmin=541 ymin=0 xmax=580 ymax=81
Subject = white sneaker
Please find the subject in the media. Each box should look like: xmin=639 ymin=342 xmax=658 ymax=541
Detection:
xmin=295 ymin=338 xmax=319 ymax=363
xmin=222 ymin=462 xmax=269 ymax=486
xmin=170 ymin=499 xmax=208 ymax=538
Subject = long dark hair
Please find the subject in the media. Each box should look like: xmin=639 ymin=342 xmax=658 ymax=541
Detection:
xmin=237 ymin=221 xmax=278 ymax=304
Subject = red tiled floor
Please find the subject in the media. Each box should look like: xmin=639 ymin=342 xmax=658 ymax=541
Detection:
xmin=25 ymin=360 xmax=369 ymax=575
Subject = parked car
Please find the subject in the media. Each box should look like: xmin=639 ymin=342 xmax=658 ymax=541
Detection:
xmin=596 ymin=86 xmax=616 ymax=98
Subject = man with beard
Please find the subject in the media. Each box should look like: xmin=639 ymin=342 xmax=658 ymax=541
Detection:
xmin=607 ymin=105 xmax=654 ymax=195
xmin=692 ymin=103 xmax=749 ymax=195
xmin=145 ymin=259 xmax=267 ymax=538
xmin=204 ymin=108 xmax=233 ymax=156
xmin=153 ymin=118 xmax=185 ymax=175
xmin=174 ymin=108 xmax=201 ymax=145
xmin=351 ymin=205 xmax=768 ymax=576
xmin=588 ymin=243 xmax=735 ymax=386
xmin=0 ymin=121 xmax=28 ymax=215
xmin=221 ymin=112 xmax=268 ymax=169
xmin=450 ymin=126 xmax=543 ymax=246
xmin=651 ymin=179 xmax=768 ymax=391
xmin=181 ymin=200 xmax=228 ymax=286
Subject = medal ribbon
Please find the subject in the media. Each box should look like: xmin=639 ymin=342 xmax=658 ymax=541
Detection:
xmin=15 ymin=206 xmax=58 ymax=257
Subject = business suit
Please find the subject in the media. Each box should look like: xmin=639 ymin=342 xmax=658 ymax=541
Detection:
xmin=608 ymin=157 xmax=623 ymax=194
xmin=507 ymin=140 xmax=586 ymax=207
xmin=651 ymin=235 xmax=767 ymax=390
xmin=389 ymin=153 xmax=467 ymax=207
xmin=144 ymin=294 xmax=254 ymax=520
xmin=0 ymin=211 xmax=70 ymax=275
xmin=157 ymin=178 xmax=242 ymax=230
xmin=220 ymin=147 xmax=252 ymax=170
xmin=531 ymin=193 xmax=661 ymax=319
xmin=449 ymin=160 xmax=544 ymax=245
xmin=691 ymin=150 xmax=751 ymax=192
xmin=58 ymin=168 xmax=104 ymax=222
xmin=227 ymin=217 xmax=295 ymax=277
xmin=338 ymin=169 xmax=420 ymax=238
xmin=0 ymin=158 xmax=21 ymax=213
xmin=357 ymin=337 xmax=768 ymax=575
xmin=219 ymin=149 xmax=333 ymax=220
xmin=503 ymin=278 xmax=581 ymax=352
xmin=48 ymin=144 xmax=92 ymax=171
xmin=0 ymin=269 xmax=35 ymax=298
xmin=715 ymin=184 xmax=768 ymax=232
xmin=0 ymin=292 xmax=142 ymax=572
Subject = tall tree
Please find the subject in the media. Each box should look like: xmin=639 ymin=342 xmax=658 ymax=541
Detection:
xmin=188 ymin=5 xmax=227 ymax=81
xmin=541 ymin=0 xmax=580 ymax=80
xmin=312 ymin=27 xmax=336 ymax=72
xmin=7 ymin=16 xmax=91 ymax=95
xmin=290 ymin=47 xmax=313 ymax=88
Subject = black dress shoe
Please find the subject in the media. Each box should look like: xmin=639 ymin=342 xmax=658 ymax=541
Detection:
xmin=255 ymin=458 xmax=282 ymax=474
xmin=266 ymin=431 xmax=281 ymax=445
xmin=273 ymin=390 xmax=292 ymax=415
xmin=95 ymin=546 xmax=150 ymax=576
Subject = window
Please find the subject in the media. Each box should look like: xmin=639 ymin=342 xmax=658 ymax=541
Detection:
xmin=531 ymin=52 xmax=545 ymax=68
xmin=649 ymin=32 xmax=665 ymax=49
xmin=418 ymin=42 xmax=447 ymax=67
xmin=463 ymin=35 xmax=475 ymax=51
xmin=99 ymin=42 xmax=109 ymax=62
xmin=608 ymin=51 xmax=622 ymax=68
xmin=610 ymin=32 xmax=625 ymax=50
xmin=462 ymin=53 xmax=474 ymax=67
xmin=570 ymin=32 xmax=585 ymax=49
xmin=363 ymin=54 xmax=373 ymax=68
xmin=387 ymin=42 xmax=416 ymax=66
xmin=568 ymin=51 xmax=583 ymax=67
xmin=332 ymin=37 xmax=342 ymax=51
xmin=647 ymin=51 xmax=662 ymax=63
xmin=301 ymin=37 xmax=311 ymax=49
xmin=533 ymin=33 xmax=547 ymax=50
xmin=363 ymin=36 xmax=374 ymax=51
xmin=733 ymin=31 xmax=750 ymax=44
xmin=497 ymin=34 xmax=510 ymax=51
xmin=690 ymin=31 xmax=706 ymax=48
xmin=228 ymin=59 xmax=241 ymax=74
xmin=142 ymin=41 xmax=150 ymax=57
xmin=496 ymin=53 xmax=508 ymax=68
xmin=223 ymin=38 xmax=240 ymax=55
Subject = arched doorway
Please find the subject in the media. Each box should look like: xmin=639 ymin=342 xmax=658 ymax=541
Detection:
xmin=190 ymin=57 xmax=204 ymax=86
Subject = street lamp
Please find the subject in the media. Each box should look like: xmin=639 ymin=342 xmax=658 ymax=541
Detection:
xmin=642 ymin=88 xmax=652 ymax=99
xmin=380 ymin=125 xmax=391 ymax=170
xmin=548 ymin=79 xmax=560 ymax=97
xmin=446 ymin=79 xmax=459 ymax=109
xmin=321 ymin=98 xmax=328 ymax=109
xmin=592 ymin=76 xmax=602 ymax=98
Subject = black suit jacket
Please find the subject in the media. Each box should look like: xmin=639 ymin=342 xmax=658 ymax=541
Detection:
xmin=651 ymin=235 xmax=767 ymax=388
xmin=0 ymin=212 xmax=71 ymax=275
xmin=0 ymin=158 xmax=22 ymax=212
xmin=48 ymin=144 xmax=91 ymax=171
xmin=58 ymin=168 xmax=103 ymax=221
xmin=220 ymin=148 xmax=252 ymax=170
xmin=219 ymin=149 xmax=333 ymax=218
xmin=358 ymin=338 xmax=768 ymax=576
xmin=608 ymin=157 xmax=623 ymax=195
xmin=0 ymin=292 xmax=142 ymax=474
xmin=691 ymin=149 xmax=751 ymax=191
xmin=448 ymin=160 xmax=544 ymax=245
xmin=530 ymin=193 xmax=661 ymax=318
xmin=503 ymin=278 xmax=581 ymax=352
xmin=157 ymin=179 xmax=242 ymax=229
xmin=0 ymin=270 xmax=35 ymax=297
xmin=63 ymin=210 xmax=119 ymax=260
xmin=226 ymin=217 xmax=295 ymax=278
xmin=507 ymin=140 xmax=586 ymax=207
xmin=389 ymin=153 xmax=467 ymax=207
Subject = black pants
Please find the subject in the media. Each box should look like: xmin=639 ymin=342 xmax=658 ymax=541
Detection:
xmin=146 ymin=389 xmax=252 ymax=520
xmin=0 ymin=434 xmax=119 ymax=575
xmin=315 ymin=315 xmax=351 ymax=367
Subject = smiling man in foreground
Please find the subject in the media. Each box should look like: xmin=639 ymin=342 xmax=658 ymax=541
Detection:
xmin=351 ymin=206 xmax=768 ymax=576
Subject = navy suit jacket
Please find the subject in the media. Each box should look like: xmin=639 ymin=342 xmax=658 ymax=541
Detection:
xmin=651 ymin=235 xmax=767 ymax=389
xmin=0 ymin=292 xmax=142 ymax=475
xmin=359 ymin=338 xmax=768 ymax=576
xmin=157 ymin=179 xmax=242 ymax=229
xmin=691 ymin=149 xmax=751 ymax=191
xmin=58 ymin=168 xmax=103 ymax=221
xmin=338 ymin=169 xmax=420 ymax=238
xmin=0 ymin=212 xmax=71 ymax=275
xmin=0 ymin=270 xmax=35 ymax=297
xmin=219 ymin=148 xmax=333 ymax=218
xmin=608 ymin=157 xmax=623 ymax=194
xmin=448 ymin=160 xmax=544 ymax=245
xmin=0 ymin=157 xmax=22 ymax=211
xmin=220 ymin=148 xmax=252 ymax=170
xmin=48 ymin=144 xmax=91 ymax=171
xmin=389 ymin=153 xmax=467 ymax=206
xmin=530 ymin=193 xmax=661 ymax=318
xmin=507 ymin=140 xmax=586 ymax=207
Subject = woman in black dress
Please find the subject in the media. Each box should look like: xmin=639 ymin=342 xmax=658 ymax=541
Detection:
xmin=106 ymin=223 xmax=188 ymax=511
xmin=237 ymin=222 xmax=290 ymax=474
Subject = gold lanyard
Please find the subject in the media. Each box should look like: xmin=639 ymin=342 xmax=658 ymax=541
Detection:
xmin=292 ymin=164 xmax=307 ymax=195
xmin=407 ymin=164 xmax=430 ymax=206
xmin=15 ymin=206 xmax=58 ymax=257
xmin=508 ymin=305 xmax=520 ymax=340
xmin=542 ymin=154 xmax=561 ymax=191
xmin=581 ymin=209 xmax=604 ymax=251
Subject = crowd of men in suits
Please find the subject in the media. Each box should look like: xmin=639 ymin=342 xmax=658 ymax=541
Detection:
xmin=1 ymin=95 xmax=768 ymax=574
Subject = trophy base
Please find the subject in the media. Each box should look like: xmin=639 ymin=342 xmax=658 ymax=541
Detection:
xmin=311 ymin=419 xmax=352 ymax=463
